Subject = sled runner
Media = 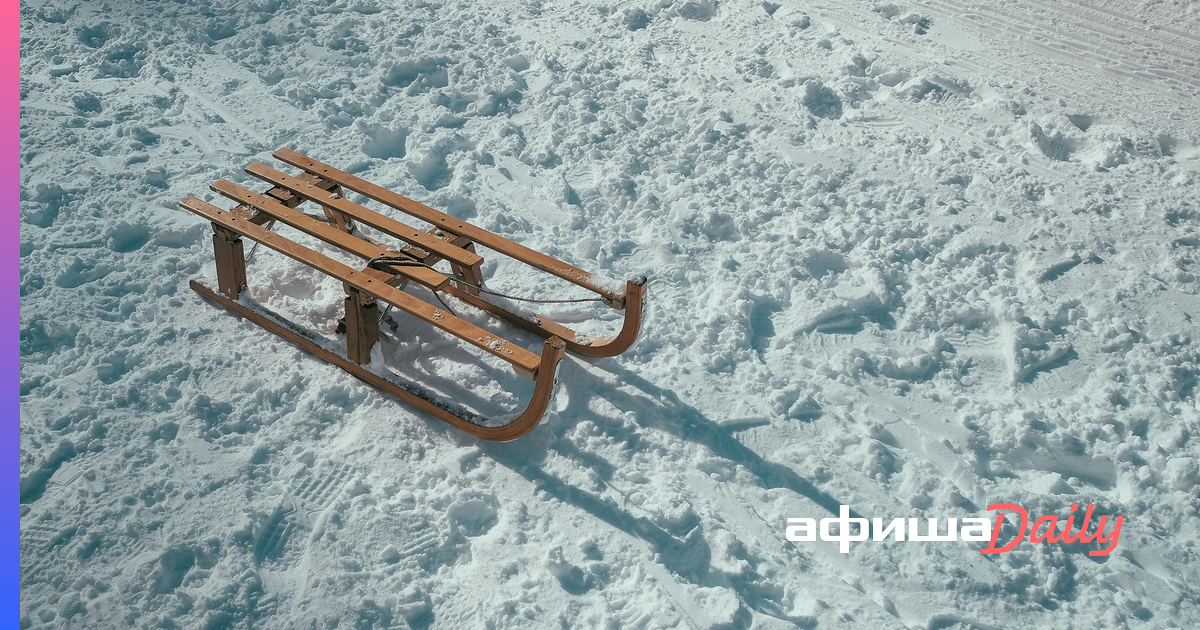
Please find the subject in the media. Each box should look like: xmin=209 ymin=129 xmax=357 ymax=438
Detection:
xmin=180 ymin=148 xmax=646 ymax=441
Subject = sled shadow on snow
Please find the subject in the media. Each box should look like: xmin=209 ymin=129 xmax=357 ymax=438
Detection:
xmin=474 ymin=358 xmax=846 ymax=628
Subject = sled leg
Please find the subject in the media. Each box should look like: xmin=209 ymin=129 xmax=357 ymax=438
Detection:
xmin=344 ymin=288 xmax=380 ymax=365
xmin=211 ymin=224 xmax=247 ymax=300
xmin=321 ymin=185 xmax=357 ymax=233
xmin=447 ymin=238 xmax=485 ymax=295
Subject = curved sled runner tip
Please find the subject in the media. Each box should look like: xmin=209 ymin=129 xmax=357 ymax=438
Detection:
xmin=444 ymin=274 xmax=647 ymax=358
xmin=191 ymin=280 xmax=566 ymax=442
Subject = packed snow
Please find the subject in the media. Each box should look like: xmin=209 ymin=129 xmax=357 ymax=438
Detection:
xmin=18 ymin=0 xmax=1200 ymax=628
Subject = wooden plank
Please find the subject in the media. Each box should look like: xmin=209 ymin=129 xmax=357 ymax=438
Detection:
xmin=190 ymin=280 xmax=566 ymax=441
xmin=244 ymin=163 xmax=484 ymax=269
xmin=209 ymin=179 xmax=450 ymax=292
xmin=180 ymin=196 xmax=541 ymax=374
xmin=272 ymin=148 xmax=625 ymax=306
xmin=244 ymin=171 xmax=337 ymax=225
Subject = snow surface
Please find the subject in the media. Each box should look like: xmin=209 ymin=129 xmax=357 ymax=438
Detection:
xmin=18 ymin=0 xmax=1200 ymax=627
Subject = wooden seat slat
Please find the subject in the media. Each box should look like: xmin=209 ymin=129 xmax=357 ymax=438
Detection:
xmin=272 ymin=148 xmax=624 ymax=306
xmin=245 ymin=163 xmax=484 ymax=269
xmin=209 ymin=180 xmax=450 ymax=291
xmin=179 ymin=196 xmax=542 ymax=375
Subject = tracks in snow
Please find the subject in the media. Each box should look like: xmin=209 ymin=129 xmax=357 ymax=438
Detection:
xmin=255 ymin=460 xmax=355 ymax=564
xmin=913 ymin=0 xmax=1200 ymax=104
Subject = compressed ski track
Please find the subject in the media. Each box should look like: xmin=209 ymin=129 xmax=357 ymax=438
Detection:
xmin=911 ymin=0 xmax=1200 ymax=100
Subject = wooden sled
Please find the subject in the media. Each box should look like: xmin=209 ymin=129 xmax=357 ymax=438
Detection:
xmin=180 ymin=148 xmax=646 ymax=441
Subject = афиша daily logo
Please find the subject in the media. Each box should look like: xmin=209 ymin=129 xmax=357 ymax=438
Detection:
xmin=787 ymin=503 xmax=1124 ymax=556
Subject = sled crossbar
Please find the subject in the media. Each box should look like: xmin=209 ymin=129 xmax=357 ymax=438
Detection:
xmin=179 ymin=149 xmax=647 ymax=441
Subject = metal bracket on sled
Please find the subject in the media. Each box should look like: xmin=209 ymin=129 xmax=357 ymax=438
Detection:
xmin=180 ymin=149 xmax=646 ymax=441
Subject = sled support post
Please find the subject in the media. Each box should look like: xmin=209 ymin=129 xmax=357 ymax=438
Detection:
xmin=344 ymin=288 xmax=379 ymax=365
xmin=322 ymin=186 xmax=356 ymax=234
xmin=447 ymin=237 xmax=485 ymax=295
xmin=211 ymin=224 xmax=247 ymax=300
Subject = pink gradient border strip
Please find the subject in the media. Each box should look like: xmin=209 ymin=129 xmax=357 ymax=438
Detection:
xmin=8 ymin=0 xmax=20 ymax=619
